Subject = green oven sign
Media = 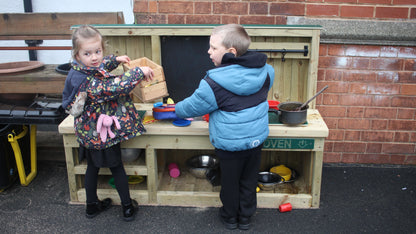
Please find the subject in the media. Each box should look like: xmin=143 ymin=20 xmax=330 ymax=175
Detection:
xmin=264 ymin=138 xmax=314 ymax=149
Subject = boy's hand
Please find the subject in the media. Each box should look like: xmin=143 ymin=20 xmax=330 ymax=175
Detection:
xmin=140 ymin=66 xmax=154 ymax=82
xmin=116 ymin=55 xmax=131 ymax=64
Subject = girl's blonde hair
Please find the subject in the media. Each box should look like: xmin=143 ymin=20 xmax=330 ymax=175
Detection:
xmin=71 ymin=25 xmax=105 ymax=61
xmin=211 ymin=24 xmax=251 ymax=57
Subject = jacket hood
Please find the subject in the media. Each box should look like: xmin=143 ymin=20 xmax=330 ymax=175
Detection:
xmin=207 ymin=51 xmax=269 ymax=96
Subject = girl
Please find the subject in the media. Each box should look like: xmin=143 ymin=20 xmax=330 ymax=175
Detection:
xmin=62 ymin=25 xmax=153 ymax=221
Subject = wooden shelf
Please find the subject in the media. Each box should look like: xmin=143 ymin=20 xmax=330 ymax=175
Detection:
xmin=73 ymin=157 xmax=147 ymax=176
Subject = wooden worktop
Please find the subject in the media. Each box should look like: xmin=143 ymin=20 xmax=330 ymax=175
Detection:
xmin=58 ymin=104 xmax=329 ymax=138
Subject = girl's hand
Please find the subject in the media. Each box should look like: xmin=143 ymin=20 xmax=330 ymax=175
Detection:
xmin=116 ymin=55 xmax=131 ymax=64
xmin=140 ymin=66 xmax=154 ymax=82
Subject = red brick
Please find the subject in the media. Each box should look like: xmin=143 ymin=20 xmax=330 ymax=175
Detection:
xmin=390 ymin=155 xmax=406 ymax=164
xmin=398 ymin=72 xmax=416 ymax=83
xmin=135 ymin=14 xmax=167 ymax=24
xmin=411 ymin=132 xmax=416 ymax=142
xmin=319 ymin=45 xmax=328 ymax=56
xmin=371 ymin=119 xmax=388 ymax=130
xmin=324 ymin=152 xmax=342 ymax=163
xmin=342 ymin=142 xmax=367 ymax=152
xmin=318 ymin=69 xmax=325 ymax=81
xmin=149 ymin=1 xmax=158 ymax=13
xmin=388 ymin=119 xmax=416 ymax=131
xmin=351 ymin=58 xmax=371 ymax=69
xmin=240 ymin=16 xmax=275 ymax=25
xmin=357 ymin=154 xmax=391 ymax=164
xmin=270 ymin=3 xmax=305 ymax=16
xmin=325 ymin=81 xmax=349 ymax=93
xmin=333 ymin=142 xmax=345 ymax=152
xmin=339 ymin=94 xmax=372 ymax=106
xmin=349 ymin=83 xmax=367 ymax=94
xmin=322 ymin=93 xmax=341 ymax=105
xmin=359 ymin=0 xmax=391 ymax=4
xmin=323 ymin=117 xmax=338 ymax=129
xmin=411 ymin=8 xmax=416 ymax=19
xmin=221 ymin=15 xmax=239 ymax=24
xmin=328 ymin=44 xmax=345 ymax=56
xmin=394 ymin=0 xmax=416 ymax=5
xmin=398 ymin=47 xmax=416 ymax=59
xmin=397 ymin=108 xmax=415 ymax=119
xmin=394 ymin=132 xmax=410 ymax=142
xmin=380 ymin=46 xmax=399 ymax=58
xmin=325 ymin=70 xmax=343 ymax=81
xmin=250 ymin=2 xmax=268 ymax=15
xmin=306 ymin=4 xmax=339 ymax=16
xmin=372 ymin=95 xmax=392 ymax=107
xmin=376 ymin=7 xmax=409 ymax=19
xmin=347 ymin=107 xmax=365 ymax=118
xmin=213 ymin=2 xmax=248 ymax=15
xmin=377 ymin=71 xmax=399 ymax=83
xmin=383 ymin=143 xmax=415 ymax=154
xmin=339 ymin=119 xmax=371 ymax=129
xmin=319 ymin=106 xmax=347 ymax=117
xmin=366 ymin=143 xmax=382 ymax=153
xmin=364 ymin=107 xmax=397 ymax=119
xmin=368 ymin=83 xmax=401 ymax=95
xmin=159 ymin=1 xmax=193 ymax=14
xmin=345 ymin=45 xmax=380 ymax=57
xmin=405 ymin=155 xmax=416 ymax=164
xmin=327 ymin=129 xmax=344 ymax=140
xmin=391 ymin=96 xmax=416 ymax=108
xmin=327 ymin=0 xmax=356 ymax=3
xmin=370 ymin=58 xmax=403 ymax=70
xmin=401 ymin=84 xmax=416 ymax=95
xmin=134 ymin=0 xmax=149 ymax=13
xmin=168 ymin=15 xmax=185 ymax=24
xmin=275 ymin=15 xmax=288 ymax=25
xmin=341 ymin=154 xmax=358 ymax=163
xmin=195 ymin=2 xmax=212 ymax=14
xmin=187 ymin=15 xmax=221 ymax=24
xmin=362 ymin=131 xmax=395 ymax=142
xmin=341 ymin=5 xmax=374 ymax=18
xmin=319 ymin=57 xmax=349 ymax=68
xmin=324 ymin=141 xmax=334 ymax=152
xmin=345 ymin=130 xmax=361 ymax=141
xmin=404 ymin=59 xmax=416 ymax=71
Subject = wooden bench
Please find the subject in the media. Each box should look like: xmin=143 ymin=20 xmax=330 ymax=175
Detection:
xmin=0 ymin=12 xmax=125 ymax=94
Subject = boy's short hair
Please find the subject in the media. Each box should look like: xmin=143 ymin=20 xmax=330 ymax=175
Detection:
xmin=71 ymin=25 xmax=105 ymax=61
xmin=211 ymin=24 xmax=251 ymax=57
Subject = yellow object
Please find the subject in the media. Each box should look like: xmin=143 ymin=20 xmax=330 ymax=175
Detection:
xmin=167 ymin=98 xmax=174 ymax=104
xmin=270 ymin=165 xmax=292 ymax=182
xmin=128 ymin=175 xmax=144 ymax=185
xmin=143 ymin=115 xmax=158 ymax=124
xmin=8 ymin=125 xmax=37 ymax=186
xmin=256 ymin=187 xmax=260 ymax=193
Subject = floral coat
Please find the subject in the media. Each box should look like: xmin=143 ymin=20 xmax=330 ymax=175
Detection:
xmin=62 ymin=55 xmax=146 ymax=150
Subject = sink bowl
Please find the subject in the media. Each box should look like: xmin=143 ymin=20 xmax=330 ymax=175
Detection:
xmin=0 ymin=61 xmax=44 ymax=74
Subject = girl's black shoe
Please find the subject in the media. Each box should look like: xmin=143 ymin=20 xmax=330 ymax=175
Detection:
xmin=122 ymin=199 xmax=138 ymax=222
xmin=85 ymin=198 xmax=112 ymax=218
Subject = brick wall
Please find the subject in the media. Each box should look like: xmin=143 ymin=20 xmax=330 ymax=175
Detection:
xmin=133 ymin=0 xmax=416 ymax=165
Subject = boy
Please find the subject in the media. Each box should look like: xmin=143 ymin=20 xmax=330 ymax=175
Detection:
xmin=175 ymin=24 xmax=275 ymax=230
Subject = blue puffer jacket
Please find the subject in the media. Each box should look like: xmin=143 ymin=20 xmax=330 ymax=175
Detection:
xmin=175 ymin=51 xmax=275 ymax=151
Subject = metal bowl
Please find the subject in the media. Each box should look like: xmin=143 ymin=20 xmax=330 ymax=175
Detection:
xmin=186 ymin=155 xmax=219 ymax=179
xmin=258 ymin=172 xmax=284 ymax=191
xmin=121 ymin=148 xmax=142 ymax=162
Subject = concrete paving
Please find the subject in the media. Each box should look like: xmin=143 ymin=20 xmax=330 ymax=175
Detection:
xmin=1 ymin=159 xmax=415 ymax=233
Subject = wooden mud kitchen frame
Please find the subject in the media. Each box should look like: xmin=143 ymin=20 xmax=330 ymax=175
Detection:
xmin=58 ymin=25 xmax=328 ymax=209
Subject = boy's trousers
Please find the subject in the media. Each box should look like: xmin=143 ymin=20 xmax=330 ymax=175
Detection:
xmin=216 ymin=144 xmax=262 ymax=219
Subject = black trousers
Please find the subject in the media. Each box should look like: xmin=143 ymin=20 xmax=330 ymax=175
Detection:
xmin=84 ymin=145 xmax=131 ymax=205
xmin=216 ymin=144 xmax=262 ymax=219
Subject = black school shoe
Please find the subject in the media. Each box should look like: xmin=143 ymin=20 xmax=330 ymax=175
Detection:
xmin=122 ymin=199 xmax=138 ymax=222
xmin=238 ymin=216 xmax=251 ymax=230
xmin=85 ymin=198 xmax=112 ymax=218
xmin=218 ymin=208 xmax=238 ymax=230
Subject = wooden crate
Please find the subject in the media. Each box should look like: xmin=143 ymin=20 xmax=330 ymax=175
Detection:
xmin=123 ymin=57 xmax=168 ymax=102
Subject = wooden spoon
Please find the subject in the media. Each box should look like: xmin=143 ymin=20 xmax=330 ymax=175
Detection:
xmin=296 ymin=85 xmax=329 ymax=111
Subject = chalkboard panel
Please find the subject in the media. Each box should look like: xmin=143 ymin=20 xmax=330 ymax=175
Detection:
xmin=161 ymin=36 xmax=215 ymax=102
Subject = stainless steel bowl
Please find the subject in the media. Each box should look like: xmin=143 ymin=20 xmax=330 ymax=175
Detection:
xmin=121 ymin=148 xmax=142 ymax=162
xmin=258 ymin=172 xmax=284 ymax=191
xmin=186 ymin=155 xmax=219 ymax=179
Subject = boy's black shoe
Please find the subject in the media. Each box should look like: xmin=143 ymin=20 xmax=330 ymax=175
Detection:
xmin=238 ymin=216 xmax=251 ymax=230
xmin=122 ymin=199 xmax=138 ymax=222
xmin=219 ymin=213 xmax=238 ymax=230
xmin=85 ymin=198 xmax=112 ymax=218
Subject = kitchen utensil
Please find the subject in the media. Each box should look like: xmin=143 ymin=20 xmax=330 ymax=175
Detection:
xmin=186 ymin=155 xmax=219 ymax=179
xmin=278 ymin=102 xmax=309 ymax=125
xmin=296 ymin=85 xmax=328 ymax=111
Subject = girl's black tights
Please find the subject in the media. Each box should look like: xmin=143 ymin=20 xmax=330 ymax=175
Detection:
xmin=85 ymin=162 xmax=131 ymax=205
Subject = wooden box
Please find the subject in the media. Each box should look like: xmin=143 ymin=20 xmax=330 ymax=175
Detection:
xmin=123 ymin=57 xmax=168 ymax=102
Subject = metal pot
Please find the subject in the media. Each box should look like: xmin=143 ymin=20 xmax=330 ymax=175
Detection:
xmin=278 ymin=102 xmax=309 ymax=125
